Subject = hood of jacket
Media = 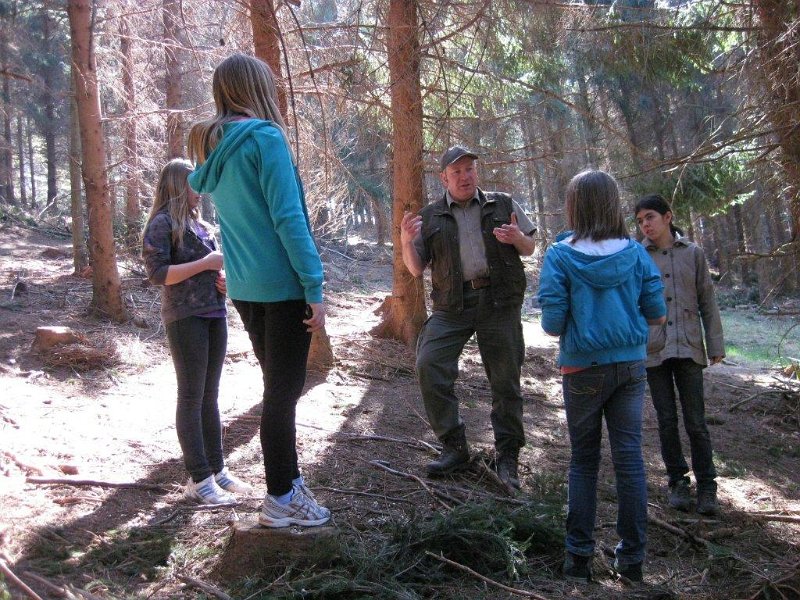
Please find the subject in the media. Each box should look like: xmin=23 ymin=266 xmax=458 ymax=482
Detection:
xmin=189 ymin=119 xmax=280 ymax=195
xmin=549 ymin=232 xmax=641 ymax=290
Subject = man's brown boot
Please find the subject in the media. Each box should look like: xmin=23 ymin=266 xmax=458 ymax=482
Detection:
xmin=496 ymin=448 xmax=521 ymax=492
xmin=427 ymin=431 xmax=470 ymax=477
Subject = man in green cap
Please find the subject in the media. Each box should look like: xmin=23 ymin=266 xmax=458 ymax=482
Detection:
xmin=400 ymin=146 xmax=536 ymax=492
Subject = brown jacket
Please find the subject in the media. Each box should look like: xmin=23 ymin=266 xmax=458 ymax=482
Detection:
xmin=642 ymin=236 xmax=725 ymax=368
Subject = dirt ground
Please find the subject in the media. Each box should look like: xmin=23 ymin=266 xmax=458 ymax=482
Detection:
xmin=0 ymin=221 xmax=798 ymax=599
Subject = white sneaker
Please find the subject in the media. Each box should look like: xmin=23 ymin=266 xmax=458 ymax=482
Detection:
xmin=258 ymin=486 xmax=331 ymax=528
xmin=215 ymin=467 xmax=254 ymax=495
xmin=184 ymin=475 xmax=237 ymax=505
xmin=294 ymin=476 xmax=317 ymax=501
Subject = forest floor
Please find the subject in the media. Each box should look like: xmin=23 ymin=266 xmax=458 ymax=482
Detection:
xmin=0 ymin=220 xmax=799 ymax=600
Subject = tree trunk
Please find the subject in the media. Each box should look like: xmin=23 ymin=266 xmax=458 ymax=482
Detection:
xmin=574 ymin=62 xmax=599 ymax=167
xmin=163 ymin=0 xmax=184 ymax=159
xmin=544 ymin=103 xmax=569 ymax=231
xmin=367 ymin=193 xmax=388 ymax=247
xmin=732 ymin=204 xmax=751 ymax=285
xmin=753 ymin=0 xmax=800 ymax=240
xmin=16 ymin=114 xmax=26 ymax=207
xmin=520 ymin=105 xmax=547 ymax=241
xmin=68 ymin=0 xmax=127 ymax=322
xmin=120 ymin=15 xmax=140 ymax=249
xmin=26 ymin=115 xmax=36 ymax=207
xmin=42 ymin=8 xmax=58 ymax=209
xmin=710 ymin=217 xmax=731 ymax=282
xmin=371 ymin=0 xmax=427 ymax=346
xmin=248 ymin=0 xmax=333 ymax=367
xmin=0 ymin=26 xmax=14 ymax=204
xmin=70 ymin=90 xmax=87 ymax=274
xmin=250 ymin=0 xmax=287 ymax=118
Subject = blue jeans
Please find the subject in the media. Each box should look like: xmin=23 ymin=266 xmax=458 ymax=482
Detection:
xmin=646 ymin=358 xmax=717 ymax=493
xmin=563 ymin=361 xmax=648 ymax=567
xmin=415 ymin=287 xmax=525 ymax=452
xmin=166 ymin=316 xmax=228 ymax=483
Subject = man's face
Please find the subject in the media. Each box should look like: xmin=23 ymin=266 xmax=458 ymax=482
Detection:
xmin=440 ymin=156 xmax=478 ymax=203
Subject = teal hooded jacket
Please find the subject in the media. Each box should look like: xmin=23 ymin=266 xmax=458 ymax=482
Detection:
xmin=538 ymin=232 xmax=665 ymax=368
xmin=188 ymin=119 xmax=323 ymax=304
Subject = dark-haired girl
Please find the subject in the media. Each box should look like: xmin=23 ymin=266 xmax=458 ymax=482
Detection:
xmin=635 ymin=194 xmax=724 ymax=516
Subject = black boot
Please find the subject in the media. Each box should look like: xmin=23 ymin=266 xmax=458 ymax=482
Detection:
xmin=496 ymin=448 xmax=520 ymax=491
xmin=427 ymin=430 xmax=470 ymax=477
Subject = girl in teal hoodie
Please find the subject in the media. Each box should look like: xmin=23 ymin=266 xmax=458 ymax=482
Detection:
xmin=187 ymin=54 xmax=330 ymax=528
xmin=538 ymin=170 xmax=665 ymax=583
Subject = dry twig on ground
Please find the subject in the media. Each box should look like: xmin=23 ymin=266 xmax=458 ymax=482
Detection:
xmin=425 ymin=551 xmax=551 ymax=599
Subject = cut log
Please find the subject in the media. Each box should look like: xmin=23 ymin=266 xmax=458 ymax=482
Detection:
xmin=31 ymin=327 xmax=86 ymax=352
xmin=215 ymin=520 xmax=338 ymax=581
xmin=40 ymin=247 xmax=71 ymax=259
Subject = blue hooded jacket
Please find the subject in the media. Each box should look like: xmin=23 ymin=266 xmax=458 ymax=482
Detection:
xmin=188 ymin=119 xmax=323 ymax=304
xmin=538 ymin=232 xmax=665 ymax=367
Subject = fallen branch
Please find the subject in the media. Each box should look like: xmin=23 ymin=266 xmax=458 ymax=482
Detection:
xmin=730 ymin=393 xmax=760 ymax=412
xmin=26 ymin=477 xmax=169 ymax=492
xmin=748 ymin=560 xmax=800 ymax=600
xmin=177 ymin=574 xmax=233 ymax=600
xmin=150 ymin=510 xmax=181 ymax=526
xmin=352 ymin=371 xmax=391 ymax=382
xmin=317 ymin=485 xmax=415 ymax=504
xmin=21 ymin=572 xmax=69 ymax=598
xmin=743 ymin=513 xmax=800 ymax=524
xmin=648 ymin=514 xmax=709 ymax=548
xmin=2 ymin=451 xmax=44 ymax=475
xmin=368 ymin=460 xmax=458 ymax=510
xmin=336 ymin=432 xmax=439 ymax=453
xmin=0 ymin=557 xmax=44 ymax=600
xmin=65 ymin=584 xmax=104 ymax=600
xmin=432 ymin=481 xmax=529 ymax=506
xmin=704 ymin=527 xmax=743 ymax=541
xmin=424 ymin=551 xmax=551 ymax=599
xmin=474 ymin=454 xmax=516 ymax=497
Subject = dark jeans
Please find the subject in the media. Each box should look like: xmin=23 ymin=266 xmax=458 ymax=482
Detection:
xmin=646 ymin=358 xmax=717 ymax=493
xmin=563 ymin=361 xmax=648 ymax=567
xmin=166 ymin=316 xmax=227 ymax=483
xmin=415 ymin=287 xmax=525 ymax=452
xmin=233 ymin=299 xmax=310 ymax=497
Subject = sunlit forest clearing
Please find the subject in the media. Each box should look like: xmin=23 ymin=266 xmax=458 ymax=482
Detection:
xmin=1 ymin=0 xmax=799 ymax=599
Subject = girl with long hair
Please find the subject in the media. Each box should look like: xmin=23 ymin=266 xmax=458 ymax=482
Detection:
xmin=187 ymin=54 xmax=330 ymax=527
xmin=143 ymin=158 xmax=252 ymax=505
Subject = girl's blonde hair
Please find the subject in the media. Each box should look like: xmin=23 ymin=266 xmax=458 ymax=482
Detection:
xmin=187 ymin=53 xmax=294 ymax=165
xmin=565 ymin=169 xmax=629 ymax=242
xmin=145 ymin=158 xmax=208 ymax=248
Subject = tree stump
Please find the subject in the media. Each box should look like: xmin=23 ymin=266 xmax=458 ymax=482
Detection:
xmin=215 ymin=520 xmax=338 ymax=581
xmin=307 ymin=327 xmax=335 ymax=373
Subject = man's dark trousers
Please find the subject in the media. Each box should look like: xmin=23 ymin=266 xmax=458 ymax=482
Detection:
xmin=415 ymin=286 xmax=525 ymax=452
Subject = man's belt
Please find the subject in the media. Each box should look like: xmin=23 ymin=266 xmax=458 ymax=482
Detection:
xmin=464 ymin=277 xmax=491 ymax=289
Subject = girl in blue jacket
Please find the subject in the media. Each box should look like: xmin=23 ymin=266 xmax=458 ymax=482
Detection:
xmin=187 ymin=54 xmax=330 ymax=528
xmin=538 ymin=170 xmax=666 ymax=583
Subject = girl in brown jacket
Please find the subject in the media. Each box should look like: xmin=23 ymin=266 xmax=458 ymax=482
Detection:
xmin=635 ymin=194 xmax=725 ymax=516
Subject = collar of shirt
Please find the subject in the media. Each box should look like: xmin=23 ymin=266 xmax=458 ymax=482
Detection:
xmin=643 ymin=234 xmax=690 ymax=250
xmin=445 ymin=189 xmax=480 ymax=208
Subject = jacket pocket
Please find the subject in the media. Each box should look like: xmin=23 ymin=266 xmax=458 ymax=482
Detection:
xmin=682 ymin=309 xmax=703 ymax=349
xmin=647 ymin=322 xmax=666 ymax=355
